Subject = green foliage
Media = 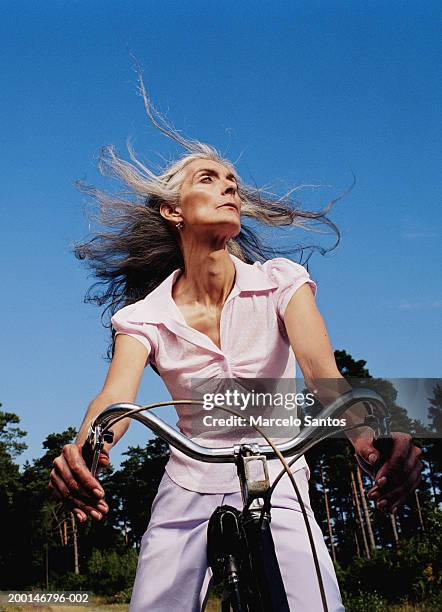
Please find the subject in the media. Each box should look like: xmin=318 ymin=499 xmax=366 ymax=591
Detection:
xmin=85 ymin=548 xmax=138 ymax=595
xmin=0 ymin=369 xmax=441 ymax=609
xmin=6 ymin=427 xmax=80 ymax=588
xmin=50 ymin=571 xmax=89 ymax=591
xmin=428 ymin=382 xmax=442 ymax=434
xmin=110 ymin=587 xmax=134 ymax=604
xmin=105 ymin=437 xmax=169 ymax=548
xmin=424 ymin=591 xmax=442 ymax=610
xmin=342 ymin=590 xmax=387 ymax=612
xmin=334 ymin=350 xmax=371 ymax=378
xmin=0 ymin=409 xmax=28 ymax=583
xmin=0 ymin=409 xmax=27 ymax=501
xmin=0 ymin=407 xmax=27 ymax=459
xmin=339 ymin=507 xmax=442 ymax=604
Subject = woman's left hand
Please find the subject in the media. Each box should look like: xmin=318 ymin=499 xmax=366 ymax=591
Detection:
xmin=352 ymin=432 xmax=423 ymax=513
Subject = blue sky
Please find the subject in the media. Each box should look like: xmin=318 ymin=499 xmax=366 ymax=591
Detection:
xmin=1 ymin=1 xmax=440 ymax=469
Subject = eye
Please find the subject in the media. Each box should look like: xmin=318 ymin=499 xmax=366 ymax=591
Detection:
xmin=201 ymin=175 xmax=213 ymax=183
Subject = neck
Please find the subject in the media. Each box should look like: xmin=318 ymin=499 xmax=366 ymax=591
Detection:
xmin=175 ymin=245 xmax=235 ymax=307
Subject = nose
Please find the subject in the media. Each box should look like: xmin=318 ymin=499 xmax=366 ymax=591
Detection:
xmin=222 ymin=181 xmax=237 ymax=197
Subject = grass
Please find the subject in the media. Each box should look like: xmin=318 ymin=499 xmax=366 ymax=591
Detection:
xmin=1 ymin=595 xmax=439 ymax=612
xmin=0 ymin=597 xmax=127 ymax=612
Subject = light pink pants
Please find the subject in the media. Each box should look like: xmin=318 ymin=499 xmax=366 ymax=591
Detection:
xmin=129 ymin=470 xmax=344 ymax=611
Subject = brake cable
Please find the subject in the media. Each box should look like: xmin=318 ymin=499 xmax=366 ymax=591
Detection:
xmin=267 ymin=422 xmax=373 ymax=502
xmin=209 ymin=404 xmax=330 ymax=612
xmin=91 ymin=400 xmax=330 ymax=612
xmin=89 ymin=398 xmax=388 ymax=612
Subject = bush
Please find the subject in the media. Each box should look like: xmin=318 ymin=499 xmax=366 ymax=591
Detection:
xmin=86 ymin=548 xmax=138 ymax=595
xmin=338 ymin=508 xmax=442 ymax=606
xmin=110 ymin=587 xmax=133 ymax=604
xmin=342 ymin=590 xmax=387 ymax=612
xmin=50 ymin=571 xmax=88 ymax=591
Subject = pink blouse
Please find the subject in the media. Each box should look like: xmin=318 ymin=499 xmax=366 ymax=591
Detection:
xmin=111 ymin=255 xmax=317 ymax=493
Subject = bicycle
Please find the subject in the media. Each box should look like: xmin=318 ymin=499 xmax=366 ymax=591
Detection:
xmin=82 ymin=388 xmax=393 ymax=612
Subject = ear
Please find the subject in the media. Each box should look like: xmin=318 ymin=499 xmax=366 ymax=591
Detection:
xmin=160 ymin=202 xmax=183 ymax=225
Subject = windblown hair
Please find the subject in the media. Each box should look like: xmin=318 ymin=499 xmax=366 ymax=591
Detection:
xmin=74 ymin=73 xmax=348 ymax=356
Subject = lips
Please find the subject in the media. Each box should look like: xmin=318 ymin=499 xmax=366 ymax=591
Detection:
xmin=218 ymin=202 xmax=239 ymax=212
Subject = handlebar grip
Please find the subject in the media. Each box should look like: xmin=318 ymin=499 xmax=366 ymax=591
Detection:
xmin=355 ymin=435 xmax=394 ymax=479
xmin=373 ymin=436 xmax=394 ymax=467
xmin=81 ymin=439 xmax=95 ymax=471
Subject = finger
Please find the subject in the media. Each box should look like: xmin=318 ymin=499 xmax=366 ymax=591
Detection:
xmin=374 ymin=433 xmax=413 ymax=486
xmin=373 ymin=436 xmax=395 ymax=467
xmin=68 ymin=492 xmax=109 ymax=515
xmin=95 ymin=499 xmax=109 ymax=513
xmin=73 ymin=509 xmax=88 ymax=523
xmin=389 ymin=472 xmax=423 ymax=513
xmin=52 ymin=457 xmax=101 ymax=503
xmin=98 ymin=451 xmax=110 ymax=467
xmin=61 ymin=445 xmax=105 ymax=499
xmin=66 ymin=486 xmax=109 ymax=514
xmin=55 ymin=467 xmax=102 ymax=504
xmin=49 ymin=468 xmax=72 ymax=500
xmin=50 ymin=472 xmax=82 ymax=510
xmin=368 ymin=448 xmax=418 ymax=500
xmin=68 ymin=453 xmax=105 ymax=498
xmin=367 ymin=477 xmax=386 ymax=496
xmin=48 ymin=479 xmax=63 ymax=501
xmin=50 ymin=469 xmax=108 ymax=516
xmin=356 ymin=441 xmax=380 ymax=469
xmin=385 ymin=470 xmax=422 ymax=513
xmin=374 ymin=463 xmax=422 ymax=511
xmin=65 ymin=493 xmax=105 ymax=521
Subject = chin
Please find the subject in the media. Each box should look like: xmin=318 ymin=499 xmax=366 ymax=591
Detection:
xmin=199 ymin=217 xmax=241 ymax=241
xmin=224 ymin=221 xmax=241 ymax=239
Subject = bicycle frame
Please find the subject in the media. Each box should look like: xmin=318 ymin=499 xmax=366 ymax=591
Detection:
xmin=83 ymin=388 xmax=391 ymax=612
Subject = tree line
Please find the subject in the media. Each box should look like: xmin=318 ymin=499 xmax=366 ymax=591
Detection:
xmin=0 ymin=350 xmax=441 ymax=610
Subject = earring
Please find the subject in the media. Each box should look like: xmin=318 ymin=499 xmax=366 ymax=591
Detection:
xmin=176 ymin=221 xmax=184 ymax=230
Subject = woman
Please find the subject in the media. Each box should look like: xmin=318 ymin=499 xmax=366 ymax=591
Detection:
xmin=49 ymin=83 xmax=422 ymax=611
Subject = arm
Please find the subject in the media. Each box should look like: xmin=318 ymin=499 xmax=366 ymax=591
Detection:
xmin=75 ymin=333 xmax=150 ymax=447
xmin=49 ymin=334 xmax=149 ymax=522
xmin=283 ymin=283 xmax=422 ymax=513
xmin=283 ymin=284 xmax=369 ymax=440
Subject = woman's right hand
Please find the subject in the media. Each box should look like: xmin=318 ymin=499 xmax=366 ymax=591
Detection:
xmin=49 ymin=334 xmax=149 ymax=522
xmin=48 ymin=443 xmax=110 ymax=523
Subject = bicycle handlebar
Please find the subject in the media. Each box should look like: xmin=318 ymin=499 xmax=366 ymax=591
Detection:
xmin=83 ymin=387 xmax=391 ymax=612
xmin=86 ymin=388 xmax=390 ymax=471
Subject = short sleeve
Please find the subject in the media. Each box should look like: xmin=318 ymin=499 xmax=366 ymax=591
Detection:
xmin=111 ymin=304 xmax=153 ymax=358
xmin=263 ymin=258 xmax=317 ymax=320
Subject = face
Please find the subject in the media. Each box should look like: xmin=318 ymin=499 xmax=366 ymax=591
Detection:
xmin=169 ymin=159 xmax=242 ymax=240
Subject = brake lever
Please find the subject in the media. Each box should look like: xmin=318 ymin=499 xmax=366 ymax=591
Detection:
xmin=82 ymin=425 xmax=114 ymax=478
xmin=373 ymin=436 xmax=394 ymax=467
xmin=356 ymin=406 xmax=393 ymax=479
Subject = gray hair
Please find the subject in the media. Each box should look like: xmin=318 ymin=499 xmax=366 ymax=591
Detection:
xmin=74 ymin=72 xmax=346 ymax=355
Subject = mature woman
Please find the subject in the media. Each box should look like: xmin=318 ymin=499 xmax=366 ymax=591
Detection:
xmin=49 ymin=84 xmax=422 ymax=611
